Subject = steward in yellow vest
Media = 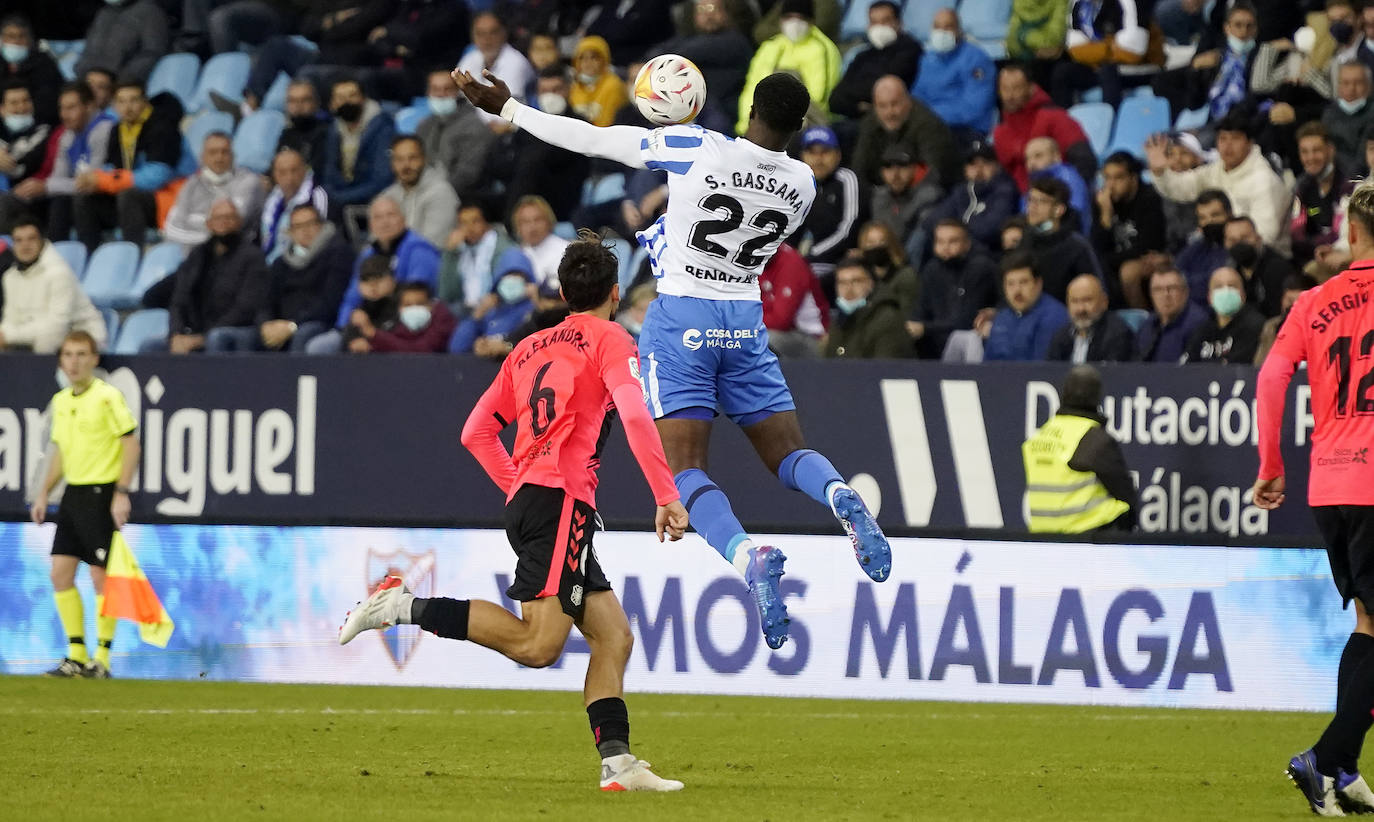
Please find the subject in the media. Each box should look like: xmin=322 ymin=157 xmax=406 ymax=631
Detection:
xmin=1022 ymin=366 xmax=1136 ymax=533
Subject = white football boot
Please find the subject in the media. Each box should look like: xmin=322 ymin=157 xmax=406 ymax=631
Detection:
xmin=339 ymin=575 xmax=412 ymax=645
xmin=599 ymin=754 xmax=684 ymax=792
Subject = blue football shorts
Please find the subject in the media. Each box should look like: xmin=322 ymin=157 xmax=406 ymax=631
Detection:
xmin=637 ymin=294 xmax=795 ymax=426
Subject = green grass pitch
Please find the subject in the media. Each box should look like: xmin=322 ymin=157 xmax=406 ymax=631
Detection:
xmin=0 ymin=676 xmax=1335 ymax=820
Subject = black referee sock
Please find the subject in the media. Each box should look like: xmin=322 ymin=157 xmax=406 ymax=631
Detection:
xmin=1315 ymin=642 xmax=1374 ymax=775
xmin=414 ymin=597 xmax=470 ymax=640
xmin=588 ymin=697 xmax=631 ymax=759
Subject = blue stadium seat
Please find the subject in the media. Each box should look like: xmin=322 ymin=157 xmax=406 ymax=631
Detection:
xmin=1105 ymin=94 xmax=1172 ymax=159
xmin=114 ymin=309 xmax=169 ymax=355
xmin=82 ymin=242 xmax=141 ymax=310
xmin=554 ymin=221 xmax=577 ymax=240
xmin=840 ymin=0 xmax=874 ymax=42
xmin=146 ymin=53 xmax=202 ymax=109
xmin=52 ymin=240 xmax=88 ymax=280
xmin=100 ymin=307 xmax=120 ymax=348
xmin=1174 ymin=105 xmax=1210 ymax=132
xmin=961 ymin=0 xmax=1014 ymax=42
xmin=261 ymin=71 xmax=291 ymax=112
xmin=901 ymin=0 xmax=944 ymax=41
xmin=130 ymin=242 xmax=186 ymax=306
xmin=233 ymin=109 xmax=286 ymax=174
xmin=1068 ymin=102 xmax=1115 ymax=160
xmin=185 ymin=111 xmax=235 ymax=157
xmin=581 ymin=174 xmax=626 ymax=207
xmin=188 ymin=52 xmax=251 ymax=114
xmin=1115 ymin=308 xmax=1150 ymax=333
xmin=394 ymin=105 xmax=430 ymax=136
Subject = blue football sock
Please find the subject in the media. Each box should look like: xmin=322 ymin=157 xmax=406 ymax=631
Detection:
xmin=777 ymin=449 xmax=846 ymax=508
xmin=675 ymin=468 xmax=753 ymax=564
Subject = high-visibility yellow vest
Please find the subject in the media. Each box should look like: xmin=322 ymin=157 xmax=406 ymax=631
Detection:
xmin=1022 ymin=414 xmax=1131 ymax=533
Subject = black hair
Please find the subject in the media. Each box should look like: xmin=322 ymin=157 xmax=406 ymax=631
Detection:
xmin=1029 ymin=175 xmax=1070 ymax=206
xmin=556 ymin=230 xmax=619 ymax=311
xmin=85 ymin=66 xmax=115 ymax=83
xmin=2 ymin=80 xmax=31 ymax=100
xmin=752 ymin=73 xmax=811 ymax=134
xmin=390 ymin=134 xmax=424 ymax=155
xmin=538 ymin=64 xmax=569 ymax=82
xmin=1227 ymin=0 xmax=1257 ymax=21
xmin=1000 ymin=250 xmax=1037 ymax=277
xmin=1102 ymin=151 xmax=1143 ymax=176
xmin=114 ymin=78 xmax=146 ymax=96
xmin=1215 ymin=111 xmax=1253 ymax=139
xmin=58 ymin=80 xmax=94 ymax=106
xmin=1061 ymin=365 xmax=1103 ymax=411
xmin=289 ymin=202 xmax=321 ymax=220
xmin=1196 ymin=189 xmax=1233 ymax=214
xmin=868 ymin=0 xmax=900 ymax=15
xmin=359 ymin=256 xmax=394 ymax=281
xmin=1283 ymin=273 xmax=1318 ymax=292
xmin=400 ymin=281 xmax=433 ymax=300
xmin=9 ymin=212 xmax=41 ymax=236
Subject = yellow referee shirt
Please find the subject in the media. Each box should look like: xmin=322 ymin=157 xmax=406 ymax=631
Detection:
xmin=50 ymin=379 xmax=137 ymax=486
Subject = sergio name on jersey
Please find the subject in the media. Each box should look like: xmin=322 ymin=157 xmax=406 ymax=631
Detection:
xmin=635 ymin=125 xmax=816 ymax=302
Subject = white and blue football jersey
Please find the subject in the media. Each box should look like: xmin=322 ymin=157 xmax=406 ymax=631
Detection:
xmin=635 ymin=125 xmax=816 ymax=302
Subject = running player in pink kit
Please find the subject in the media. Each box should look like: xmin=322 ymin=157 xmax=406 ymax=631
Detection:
xmin=1257 ymin=181 xmax=1374 ymax=816
xmin=340 ymin=236 xmax=691 ymax=792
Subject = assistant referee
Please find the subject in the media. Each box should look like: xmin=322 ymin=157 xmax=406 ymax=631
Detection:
xmin=29 ymin=330 xmax=140 ymax=679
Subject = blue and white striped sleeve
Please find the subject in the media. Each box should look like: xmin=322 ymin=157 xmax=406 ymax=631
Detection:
xmin=639 ymin=125 xmax=708 ymax=175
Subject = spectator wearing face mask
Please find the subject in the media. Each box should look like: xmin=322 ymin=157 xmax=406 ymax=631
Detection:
xmin=1323 ymin=63 xmax=1374 ymax=174
xmin=354 ymin=281 xmax=458 ymax=354
xmin=1178 ymin=189 xmax=1234 ymax=306
xmin=277 ymin=81 xmax=331 ymax=174
xmin=823 ymin=255 xmax=912 ymax=359
xmin=506 ymin=67 xmax=590 ymax=221
xmin=162 ymin=131 xmax=266 ymax=251
xmin=1024 ymin=176 xmax=1103 ymax=304
xmin=0 ymin=82 xmax=52 ymax=223
xmin=736 ymin=0 xmax=841 ymax=136
xmin=829 ymin=2 xmax=922 ymax=120
xmin=1223 ymin=215 xmax=1295 ymax=317
xmin=913 ymin=8 xmax=997 ymax=140
xmin=415 ymin=69 xmax=493 ymax=202
xmin=1184 ymin=266 xmax=1264 ymax=364
xmin=568 ymin=37 xmax=626 ymax=129
xmin=0 ymin=16 xmax=61 ymax=126
xmin=319 ymin=78 xmax=397 ymax=220
xmin=448 ymin=248 xmax=537 ymax=355
xmin=1290 ymin=122 xmax=1354 ymax=268
xmin=856 ymin=220 xmax=918 ymax=317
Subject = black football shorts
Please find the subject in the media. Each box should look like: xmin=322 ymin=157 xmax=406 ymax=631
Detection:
xmin=503 ymin=484 xmax=611 ymax=620
xmin=51 ymin=483 xmax=117 ymax=568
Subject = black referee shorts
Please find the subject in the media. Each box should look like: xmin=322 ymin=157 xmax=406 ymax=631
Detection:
xmin=503 ymin=484 xmax=611 ymax=620
xmin=52 ymin=483 xmax=117 ymax=568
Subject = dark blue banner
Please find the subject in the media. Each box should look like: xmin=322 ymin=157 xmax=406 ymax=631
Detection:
xmin=0 ymin=356 xmax=1315 ymax=541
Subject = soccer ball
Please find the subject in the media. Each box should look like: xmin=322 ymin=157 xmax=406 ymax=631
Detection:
xmin=633 ymin=54 xmax=707 ymax=126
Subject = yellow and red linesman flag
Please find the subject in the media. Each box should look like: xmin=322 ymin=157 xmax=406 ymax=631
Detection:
xmin=99 ymin=532 xmax=174 ymax=648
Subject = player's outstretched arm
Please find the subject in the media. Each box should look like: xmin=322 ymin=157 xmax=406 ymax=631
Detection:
xmin=453 ymin=69 xmax=648 ymax=170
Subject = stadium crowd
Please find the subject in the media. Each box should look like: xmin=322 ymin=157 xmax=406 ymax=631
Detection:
xmin=0 ymin=0 xmax=1360 ymax=364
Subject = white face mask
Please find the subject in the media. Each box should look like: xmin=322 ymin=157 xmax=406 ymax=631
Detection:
xmin=867 ymin=24 xmax=898 ymax=50
xmin=537 ymin=93 xmax=567 ymax=115
xmin=781 ymin=18 xmax=811 ymax=43
xmin=399 ymin=304 xmax=432 ymax=332
xmin=290 ymin=241 xmax=308 ymax=257
xmin=428 ymin=95 xmax=457 ymax=116
xmin=1339 ymin=97 xmax=1366 ymax=115
xmin=928 ymin=29 xmax=957 ymax=54
xmin=201 ymin=167 xmax=233 ymax=186
xmin=577 ymin=72 xmax=598 ymax=86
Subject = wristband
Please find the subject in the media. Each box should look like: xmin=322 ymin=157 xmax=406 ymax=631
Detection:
xmin=114 ymin=485 xmax=131 ymax=495
xmin=500 ymin=98 xmax=521 ymax=122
